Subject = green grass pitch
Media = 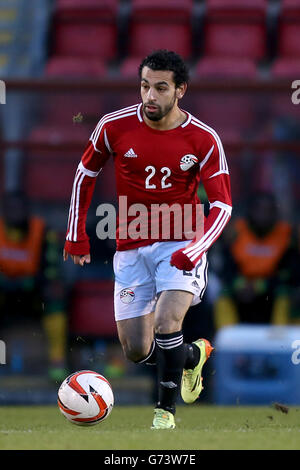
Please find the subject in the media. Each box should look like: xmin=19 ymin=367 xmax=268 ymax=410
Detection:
xmin=0 ymin=405 xmax=299 ymax=450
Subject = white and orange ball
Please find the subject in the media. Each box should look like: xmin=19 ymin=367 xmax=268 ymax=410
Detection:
xmin=58 ymin=370 xmax=114 ymax=425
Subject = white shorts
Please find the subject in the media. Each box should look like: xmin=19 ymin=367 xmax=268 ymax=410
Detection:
xmin=113 ymin=240 xmax=208 ymax=321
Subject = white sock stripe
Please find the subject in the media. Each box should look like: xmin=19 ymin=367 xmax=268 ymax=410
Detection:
xmin=183 ymin=209 xmax=225 ymax=255
xmin=157 ymin=343 xmax=183 ymax=350
xmin=156 ymin=334 xmax=183 ymax=343
xmin=156 ymin=336 xmax=183 ymax=349
xmin=189 ymin=212 xmax=230 ymax=261
xmin=156 ymin=339 xmax=183 ymax=347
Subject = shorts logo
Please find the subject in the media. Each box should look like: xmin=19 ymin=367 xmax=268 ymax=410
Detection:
xmin=180 ymin=154 xmax=198 ymax=171
xmin=120 ymin=288 xmax=135 ymax=304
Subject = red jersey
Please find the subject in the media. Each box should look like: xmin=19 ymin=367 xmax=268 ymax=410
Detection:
xmin=65 ymin=103 xmax=232 ymax=267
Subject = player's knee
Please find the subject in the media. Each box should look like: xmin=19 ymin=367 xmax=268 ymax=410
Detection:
xmin=121 ymin=341 xmax=150 ymax=363
xmin=154 ymin=314 xmax=181 ymax=335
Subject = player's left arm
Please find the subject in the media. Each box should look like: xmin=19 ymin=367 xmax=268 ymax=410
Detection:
xmin=171 ymin=135 xmax=232 ymax=271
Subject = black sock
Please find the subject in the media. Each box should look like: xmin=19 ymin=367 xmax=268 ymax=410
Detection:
xmin=184 ymin=343 xmax=200 ymax=370
xmin=134 ymin=340 xmax=157 ymax=365
xmin=133 ymin=340 xmax=200 ymax=369
xmin=155 ymin=331 xmax=186 ymax=415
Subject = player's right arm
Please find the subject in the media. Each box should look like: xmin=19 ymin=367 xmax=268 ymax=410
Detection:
xmin=63 ymin=120 xmax=112 ymax=264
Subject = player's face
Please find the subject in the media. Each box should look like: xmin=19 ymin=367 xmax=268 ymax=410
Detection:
xmin=140 ymin=67 xmax=181 ymax=122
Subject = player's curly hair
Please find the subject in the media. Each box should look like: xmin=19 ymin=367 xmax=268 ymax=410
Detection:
xmin=138 ymin=50 xmax=189 ymax=88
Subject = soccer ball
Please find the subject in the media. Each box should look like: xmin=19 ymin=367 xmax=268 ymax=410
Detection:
xmin=57 ymin=370 xmax=114 ymax=425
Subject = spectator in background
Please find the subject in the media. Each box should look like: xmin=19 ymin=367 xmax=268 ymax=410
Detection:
xmin=0 ymin=191 xmax=68 ymax=381
xmin=214 ymin=191 xmax=298 ymax=328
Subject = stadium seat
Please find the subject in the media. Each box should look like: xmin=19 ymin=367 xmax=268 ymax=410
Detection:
xmin=42 ymin=56 xmax=105 ymax=128
xmin=206 ymin=0 xmax=267 ymax=17
xmin=194 ymin=57 xmax=258 ymax=79
xmin=52 ymin=23 xmax=117 ymax=61
xmin=51 ymin=0 xmax=118 ymax=61
xmin=271 ymin=0 xmax=300 ymax=78
xmin=127 ymin=0 xmax=193 ymax=59
xmin=194 ymin=56 xmax=257 ymax=137
xmin=55 ymin=0 xmax=118 ymax=14
xmin=24 ymin=125 xmax=89 ymax=202
xmin=194 ymin=93 xmax=255 ymax=145
xmin=277 ymin=1 xmax=300 ymax=58
xmin=271 ymin=58 xmax=300 ymax=78
xmin=281 ymin=0 xmax=300 ymax=18
xmin=203 ymin=0 xmax=267 ymax=59
xmin=45 ymin=56 xmax=108 ymax=78
xmin=119 ymin=56 xmax=142 ymax=78
xmin=204 ymin=25 xmax=266 ymax=60
xmin=70 ymin=280 xmax=117 ymax=337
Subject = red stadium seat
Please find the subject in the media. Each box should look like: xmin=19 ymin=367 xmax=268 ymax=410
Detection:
xmin=194 ymin=93 xmax=255 ymax=145
xmin=203 ymin=0 xmax=267 ymax=59
xmin=25 ymin=125 xmax=89 ymax=202
xmin=56 ymin=0 xmax=118 ymax=14
xmin=52 ymin=23 xmax=117 ymax=60
xmin=281 ymin=0 xmax=300 ymax=18
xmin=42 ymin=56 xmax=105 ymax=126
xmin=195 ymin=57 xmax=258 ymax=79
xmin=51 ymin=0 xmax=118 ymax=60
xmin=275 ymin=0 xmax=300 ymax=58
xmin=131 ymin=0 xmax=192 ymax=11
xmin=45 ymin=56 xmax=108 ymax=78
xmin=278 ymin=24 xmax=300 ymax=57
xmin=271 ymin=58 xmax=300 ymax=78
xmin=206 ymin=0 xmax=267 ymax=17
xmin=119 ymin=56 xmax=142 ymax=78
xmin=70 ymin=280 xmax=117 ymax=337
xmin=204 ymin=24 xmax=266 ymax=60
xmin=127 ymin=0 xmax=193 ymax=59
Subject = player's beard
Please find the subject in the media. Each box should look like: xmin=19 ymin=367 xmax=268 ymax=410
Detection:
xmin=143 ymin=93 xmax=177 ymax=122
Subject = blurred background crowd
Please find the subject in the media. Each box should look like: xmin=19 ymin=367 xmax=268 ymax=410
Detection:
xmin=0 ymin=0 xmax=300 ymax=406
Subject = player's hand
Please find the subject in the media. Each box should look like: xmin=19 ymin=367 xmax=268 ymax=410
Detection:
xmin=63 ymin=249 xmax=91 ymax=266
xmin=170 ymin=249 xmax=194 ymax=271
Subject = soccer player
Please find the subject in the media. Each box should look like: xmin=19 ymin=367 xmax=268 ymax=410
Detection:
xmin=64 ymin=50 xmax=232 ymax=429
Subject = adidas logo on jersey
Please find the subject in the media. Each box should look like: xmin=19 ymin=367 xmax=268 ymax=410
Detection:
xmin=124 ymin=148 xmax=138 ymax=158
